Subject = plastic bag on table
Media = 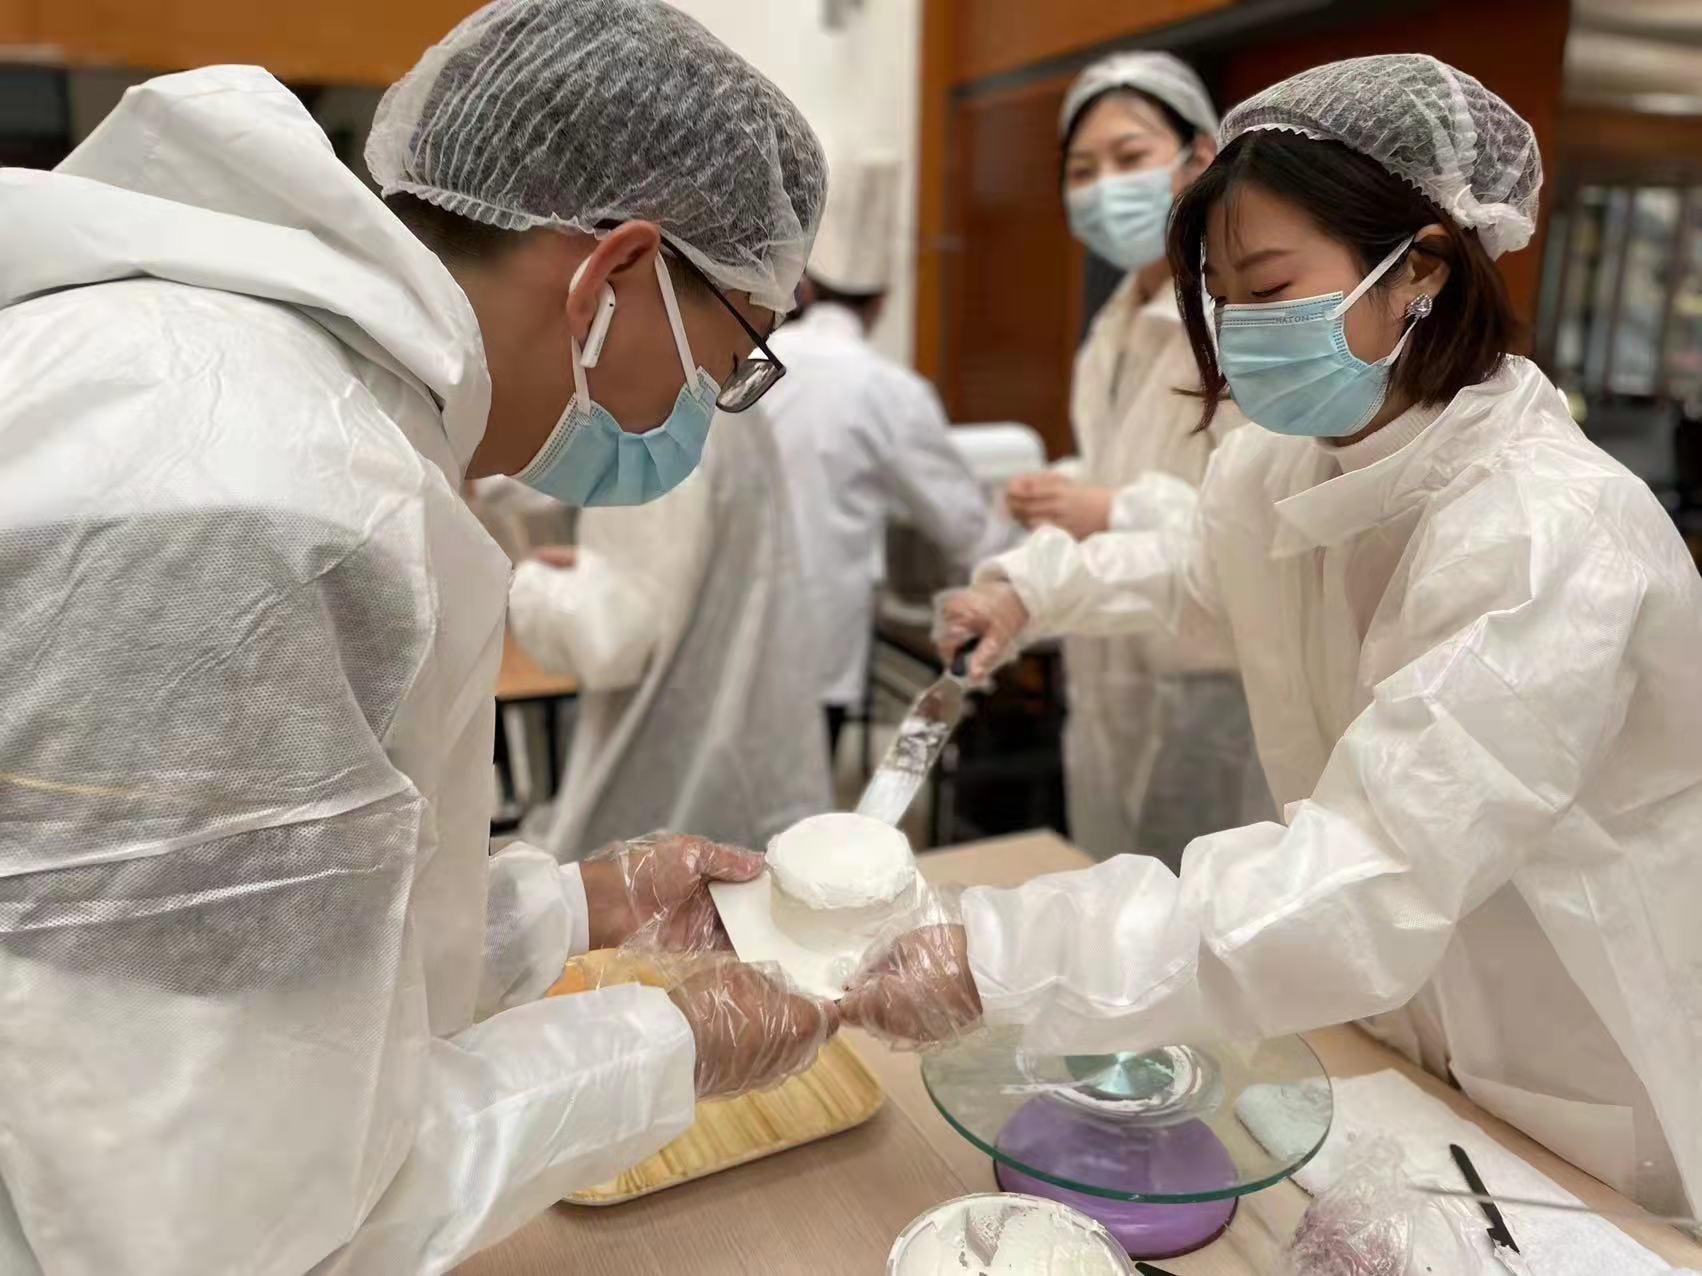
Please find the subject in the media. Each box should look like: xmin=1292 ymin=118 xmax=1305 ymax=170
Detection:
xmin=1285 ymin=1138 xmax=1479 ymax=1276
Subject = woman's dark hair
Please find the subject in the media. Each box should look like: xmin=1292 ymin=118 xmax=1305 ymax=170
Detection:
xmin=1061 ymin=87 xmax=1198 ymax=163
xmin=1165 ymin=130 xmax=1518 ymax=430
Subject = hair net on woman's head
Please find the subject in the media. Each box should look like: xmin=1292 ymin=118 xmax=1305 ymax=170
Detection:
xmin=1060 ymin=51 xmax=1219 ymax=142
xmin=366 ymin=0 xmax=828 ymax=311
xmin=1220 ymin=54 xmax=1543 ymax=258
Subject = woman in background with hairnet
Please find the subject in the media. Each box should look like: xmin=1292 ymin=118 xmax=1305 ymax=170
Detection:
xmin=847 ymin=55 xmax=1702 ymax=1216
xmin=0 ymin=2 xmax=839 ymax=1272
xmin=1006 ymin=52 xmax=1269 ymax=867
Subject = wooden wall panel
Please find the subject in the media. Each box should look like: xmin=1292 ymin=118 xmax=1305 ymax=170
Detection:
xmin=947 ymin=76 xmax=1081 ymax=457
xmin=913 ymin=0 xmax=957 ymax=383
xmin=1559 ymin=104 xmax=1702 ymax=185
xmin=1218 ymin=0 xmax=1572 ymax=327
xmin=29 ymin=0 xmax=478 ymax=84
xmin=955 ymin=0 xmax=1234 ymax=84
xmin=0 ymin=0 xmax=40 ymax=45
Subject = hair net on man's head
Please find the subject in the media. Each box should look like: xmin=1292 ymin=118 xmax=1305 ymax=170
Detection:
xmin=1220 ymin=54 xmax=1543 ymax=258
xmin=366 ymin=0 xmax=828 ymax=311
xmin=1060 ymin=51 xmax=1219 ymax=143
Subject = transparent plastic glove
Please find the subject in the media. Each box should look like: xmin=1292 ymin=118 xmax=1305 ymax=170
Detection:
xmin=1284 ymin=1138 xmax=1478 ymax=1276
xmin=1006 ymin=473 xmax=1114 ymax=540
xmin=660 ymin=954 xmax=840 ymax=1098
xmin=842 ymin=887 xmax=985 ymax=1049
xmin=579 ymin=831 xmax=764 ymax=952
xmin=934 ymin=583 xmax=1029 ymax=684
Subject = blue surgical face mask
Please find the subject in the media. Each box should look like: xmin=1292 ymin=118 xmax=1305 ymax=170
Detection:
xmin=516 ymin=254 xmax=721 ymax=506
xmin=1066 ymin=160 xmax=1178 ymax=271
xmin=1215 ymin=236 xmax=1418 ymax=439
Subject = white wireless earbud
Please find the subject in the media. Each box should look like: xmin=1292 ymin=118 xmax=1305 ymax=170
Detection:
xmin=568 ymin=257 xmax=618 ymax=368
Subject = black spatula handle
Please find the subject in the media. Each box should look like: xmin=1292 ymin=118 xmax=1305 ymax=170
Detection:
xmin=949 ymin=635 xmax=982 ymax=679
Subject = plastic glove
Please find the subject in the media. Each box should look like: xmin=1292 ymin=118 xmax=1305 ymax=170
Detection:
xmin=662 ymin=955 xmax=840 ymax=1097
xmin=934 ymin=582 xmax=1030 ymax=684
xmin=579 ymin=832 xmax=764 ymax=952
xmin=841 ymin=887 xmax=984 ymax=1049
xmin=1006 ymin=473 xmax=1114 ymax=540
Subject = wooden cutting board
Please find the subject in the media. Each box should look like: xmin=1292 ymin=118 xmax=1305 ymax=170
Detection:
xmin=549 ymin=953 xmax=885 ymax=1206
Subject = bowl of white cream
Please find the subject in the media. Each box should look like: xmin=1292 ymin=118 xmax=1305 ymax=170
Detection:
xmin=888 ymin=1193 xmax=1133 ymax=1275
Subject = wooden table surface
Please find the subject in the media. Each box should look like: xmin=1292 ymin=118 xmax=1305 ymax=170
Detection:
xmin=460 ymin=831 xmax=1702 ymax=1275
xmin=496 ymin=629 xmax=578 ymax=704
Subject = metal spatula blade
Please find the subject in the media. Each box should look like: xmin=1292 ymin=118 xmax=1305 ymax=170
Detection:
xmin=853 ymin=639 xmax=979 ymax=827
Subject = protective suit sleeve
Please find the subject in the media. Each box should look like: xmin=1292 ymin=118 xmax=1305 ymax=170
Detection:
xmin=1106 ymin=469 xmax=1197 ymax=534
xmin=977 ymin=467 xmax=1228 ymax=659
xmin=507 ymin=551 xmax=659 ymax=690
xmin=478 ymin=845 xmax=591 ymax=1017
xmin=329 ymin=985 xmax=696 ymax=1274
xmin=882 ymin=375 xmax=1020 ymax=569
xmin=0 ymin=494 xmax=698 ymax=1276
xmin=961 ymin=495 xmax=1648 ymax=1055
xmin=1048 ymin=455 xmax=1086 ymax=482
xmin=510 ymin=458 xmax=715 ymax=691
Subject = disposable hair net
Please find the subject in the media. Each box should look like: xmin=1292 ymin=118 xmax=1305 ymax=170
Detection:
xmin=1060 ymin=51 xmax=1219 ymax=142
xmin=366 ymin=0 xmax=828 ymax=311
xmin=1220 ymin=53 xmax=1542 ymax=258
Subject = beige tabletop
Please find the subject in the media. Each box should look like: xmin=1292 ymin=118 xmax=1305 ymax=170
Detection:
xmin=459 ymin=831 xmax=1702 ymax=1274
xmin=496 ymin=628 xmax=578 ymax=704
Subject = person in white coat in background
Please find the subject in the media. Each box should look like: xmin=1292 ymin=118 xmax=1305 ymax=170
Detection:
xmin=499 ymin=402 xmax=832 ymax=857
xmin=0 ymin=2 xmax=840 ymax=1272
xmin=764 ymin=157 xmax=1016 ymax=758
xmin=846 ymin=55 xmax=1702 ymax=1216
xmin=1007 ymin=51 xmax=1268 ymax=867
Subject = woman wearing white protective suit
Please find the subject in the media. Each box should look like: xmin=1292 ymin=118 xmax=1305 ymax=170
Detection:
xmin=846 ymin=55 xmax=1702 ymax=1215
xmin=1007 ymin=52 xmax=1268 ymax=865
xmin=0 ymin=3 xmax=839 ymax=1273
xmin=494 ymin=397 xmax=832 ymax=858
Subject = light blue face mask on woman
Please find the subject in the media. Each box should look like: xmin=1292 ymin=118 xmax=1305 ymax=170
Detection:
xmin=1216 ymin=236 xmax=1421 ymax=438
xmin=1066 ymin=161 xmax=1179 ymax=272
xmin=516 ymin=253 xmax=721 ymax=507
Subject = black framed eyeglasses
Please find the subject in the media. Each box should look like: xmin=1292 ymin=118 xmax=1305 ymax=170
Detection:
xmin=656 ymin=236 xmax=786 ymax=413
xmin=593 ymin=219 xmax=787 ymax=413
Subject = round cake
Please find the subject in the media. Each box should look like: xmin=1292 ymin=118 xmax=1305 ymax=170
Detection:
xmin=766 ymin=812 xmax=919 ymax=947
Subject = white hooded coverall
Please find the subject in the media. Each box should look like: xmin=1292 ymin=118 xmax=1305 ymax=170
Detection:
xmin=0 ymin=68 xmax=696 ymax=1274
xmin=1057 ymin=277 xmax=1268 ymax=864
xmin=967 ymin=359 xmax=1702 ymax=1214
xmin=505 ymin=409 xmax=832 ymax=858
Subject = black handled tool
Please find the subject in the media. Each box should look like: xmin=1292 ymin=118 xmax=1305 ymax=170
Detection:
xmin=1451 ymin=1142 xmax=1520 ymax=1254
xmin=949 ymin=635 xmax=982 ymax=679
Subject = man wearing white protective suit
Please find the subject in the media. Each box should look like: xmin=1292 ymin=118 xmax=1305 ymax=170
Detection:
xmin=765 ymin=156 xmax=1016 ymax=756
xmin=0 ymin=2 xmax=839 ymax=1272
xmin=1006 ymin=52 xmax=1268 ymax=866
xmin=498 ymin=403 xmax=832 ymax=858
xmin=846 ymin=55 xmax=1702 ymax=1215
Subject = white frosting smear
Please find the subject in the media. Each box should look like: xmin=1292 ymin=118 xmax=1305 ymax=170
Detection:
xmin=890 ymin=1195 xmax=1129 ymax=1275
xmin=767 ymin=812 xmax=916 ymax=911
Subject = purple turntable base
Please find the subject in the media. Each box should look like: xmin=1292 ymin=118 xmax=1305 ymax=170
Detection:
xmin=991 ymin=1097 xmax=1240 ymax=1259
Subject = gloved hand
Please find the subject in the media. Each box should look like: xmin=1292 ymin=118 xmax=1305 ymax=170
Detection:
xmin=1006 ymin=473 xmax=1114 ymax=540
xmin=579 ymin=832 xmax=764 ymax=952
xmin=934 ymin=582 xmax=1030 ymax=683
xmin=841 ymin=887 xmax=984 ymax=1049
xmin=664 ymin=956 xmax=840 ymax=1097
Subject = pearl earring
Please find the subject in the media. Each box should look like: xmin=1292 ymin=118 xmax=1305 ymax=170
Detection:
xmin=1405 ymin=293 xmax=1434 ymax=320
